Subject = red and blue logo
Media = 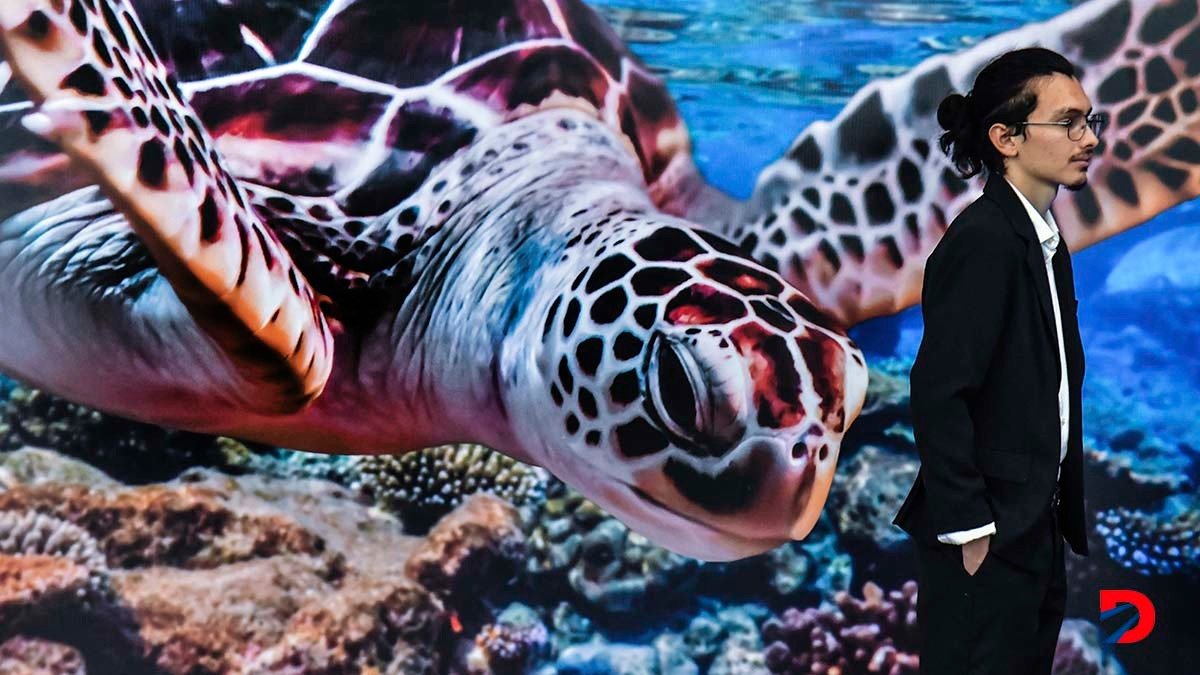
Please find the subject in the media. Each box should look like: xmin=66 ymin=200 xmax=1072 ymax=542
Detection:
xmin=1099 ymin=590 xmax=1155 ymax=644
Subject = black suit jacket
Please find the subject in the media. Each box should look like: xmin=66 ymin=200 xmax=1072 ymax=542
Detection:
xmin=892 ymin=171 xmax=1089 ymax=571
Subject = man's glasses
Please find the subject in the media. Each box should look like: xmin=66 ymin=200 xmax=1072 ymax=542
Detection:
xmin=1016 ymin=112 xmax=1108 ymax=141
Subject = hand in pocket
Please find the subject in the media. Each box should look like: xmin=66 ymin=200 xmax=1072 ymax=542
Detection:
xmin=962 ymin=535 xmax=992 ymax=576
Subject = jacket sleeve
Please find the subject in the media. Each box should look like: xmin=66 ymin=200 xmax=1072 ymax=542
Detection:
xmin=909 ymin=218 xmax=1017 ymax=536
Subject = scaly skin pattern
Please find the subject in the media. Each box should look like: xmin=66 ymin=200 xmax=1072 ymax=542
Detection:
xmin=387 ymin=113 xmax=869 ymax=558
xmin=726 ymin=0 xmax=1200 ymax=327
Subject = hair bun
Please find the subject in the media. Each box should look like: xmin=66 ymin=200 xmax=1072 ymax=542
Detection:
xmin=936 ymin=92 xmax=972 ymax=132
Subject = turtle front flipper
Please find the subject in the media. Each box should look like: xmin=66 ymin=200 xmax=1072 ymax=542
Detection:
xmin=0 ymin=0 xmax=334 ymax=413
xmin=736 ymin=0 xmax=1200 ymax=328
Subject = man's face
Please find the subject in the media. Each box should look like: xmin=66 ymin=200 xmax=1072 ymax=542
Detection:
xmin=1008 ymin=73 xmax=1099 ymax=191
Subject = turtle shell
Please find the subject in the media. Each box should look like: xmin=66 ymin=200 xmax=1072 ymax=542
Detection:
xmin=0 ymin=0 xmax=696 ymax=221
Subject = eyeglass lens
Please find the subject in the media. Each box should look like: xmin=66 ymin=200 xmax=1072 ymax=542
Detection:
xmin=1071 ymin=114 xmax=1106 ymax=140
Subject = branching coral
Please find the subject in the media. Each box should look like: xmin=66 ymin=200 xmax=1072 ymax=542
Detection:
xmin=761 ymin=580 xmax=919 ymax=675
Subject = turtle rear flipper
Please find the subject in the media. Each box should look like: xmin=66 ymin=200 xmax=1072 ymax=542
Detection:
xmin=0 ymin=0 xmax=334 ymax=413
xmin=740 ymin=0 xmax=1200 ymax=328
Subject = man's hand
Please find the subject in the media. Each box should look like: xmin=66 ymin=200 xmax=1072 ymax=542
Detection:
xmin=962 ymin=534 xmax=992 ymax=576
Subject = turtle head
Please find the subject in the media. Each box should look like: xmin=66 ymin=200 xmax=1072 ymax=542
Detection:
xmin=516 ymin=223 xmax=869 ymax=561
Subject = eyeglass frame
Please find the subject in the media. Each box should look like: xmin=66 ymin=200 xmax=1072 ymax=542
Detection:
xmin=1012 ymin=111 xmax=1108 ymax=141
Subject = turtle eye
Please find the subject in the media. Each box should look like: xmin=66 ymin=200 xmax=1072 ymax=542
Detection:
xmin=645 ymin=332 xmax=742 ymax=446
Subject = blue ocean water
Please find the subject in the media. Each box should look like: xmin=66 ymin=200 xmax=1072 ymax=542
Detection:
xmin=591 ymin=0 xmax=1083 ymax=195
xmin=593 ymin=0 xmax=1200 ymax=452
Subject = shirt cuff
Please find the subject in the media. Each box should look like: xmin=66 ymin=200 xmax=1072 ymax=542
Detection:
xmin=936 ymin=521 xmax=997 ymax=545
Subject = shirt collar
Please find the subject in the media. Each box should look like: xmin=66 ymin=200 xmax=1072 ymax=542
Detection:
xmin=1003 ymin=176 xmax=1060 ymax=247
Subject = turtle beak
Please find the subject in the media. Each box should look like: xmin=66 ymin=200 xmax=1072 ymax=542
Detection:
xmin=741 ymin=435 xmax=836 ymax=542
xmin=628 ymin=433 xmax=837 ymax=543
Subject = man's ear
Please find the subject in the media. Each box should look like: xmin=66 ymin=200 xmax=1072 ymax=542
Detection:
xmin=988 ymin=122 xmax=1021 ymax=161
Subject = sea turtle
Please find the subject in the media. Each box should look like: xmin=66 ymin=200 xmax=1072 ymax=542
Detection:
xmin=0 ymin=0 xmax=1195 ymax=561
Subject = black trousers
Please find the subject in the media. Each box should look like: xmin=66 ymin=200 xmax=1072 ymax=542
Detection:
xmin=915 ymin=488 xmax=1066 ymax=675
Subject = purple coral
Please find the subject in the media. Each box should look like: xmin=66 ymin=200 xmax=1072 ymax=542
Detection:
xmin=762 ymin=580 xmax=919 ymax=675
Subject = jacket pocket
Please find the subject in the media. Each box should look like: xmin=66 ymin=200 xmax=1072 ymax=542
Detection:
xmin=975 ymin=447 xmax=1031 ymax=483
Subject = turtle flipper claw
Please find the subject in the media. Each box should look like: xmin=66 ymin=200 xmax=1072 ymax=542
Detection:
xmin=0 ymin=0 xmax=334 ymax=413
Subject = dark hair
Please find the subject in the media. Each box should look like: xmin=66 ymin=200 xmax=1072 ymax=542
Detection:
xmin=937 ymin=47 xmax=1079 ymax=178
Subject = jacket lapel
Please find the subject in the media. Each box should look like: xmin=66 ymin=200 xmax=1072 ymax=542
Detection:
xmin=981 ymin=173 xmax=1058 ymax=349
xmin=1052 ymin=240 xmax=1084 ymax=385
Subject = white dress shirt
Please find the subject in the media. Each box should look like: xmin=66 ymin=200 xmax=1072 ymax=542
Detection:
xmin=936 ymin=177 xmax=1069 ymax=545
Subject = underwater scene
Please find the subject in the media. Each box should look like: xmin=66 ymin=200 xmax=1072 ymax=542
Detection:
xmin=0 ymin=0 xmax=1196 ymax=673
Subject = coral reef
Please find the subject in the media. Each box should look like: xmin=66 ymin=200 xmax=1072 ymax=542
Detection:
xmin=0 ymin=510 xmax=128 ymax=669
xmin=532 ymin=603 xmax=777 ymax=674
xmin=0 ymin=384 xmax=241 ymax=483
xmin=520 ymin=482 xmax=852 ymax=617
xmin=553 ymin=642 xmax=661 ymax=674
xmin=858 ymin=359 xmax=912 ymax=422
xmin=1051 ymin=619 xmax=1127 ymax=675
xmin=0 ymin=447 xmax=117 ymax=489
xmin=0 ymin=636 xmax=86 ymax=675
xmin=405 ymin=493 xmax=526 ymax=620
xmin=0 ymin=463 xmax=448 ymax=673
xmin=547 ymin=601 xmax=597 ymax=655
xmin=826 ymin=445 xmax=918 ymax=550
xmin=682 ymin=605 xmax=771 ymax=674
xmin=0 ymin=364 xmax=1174 ymax=675
xmin=0 ymin=508 xmax=146 ymax=672
xmin=1094 ymin=494 xmax=1199 ymax=577
xmin=0 ymin=481 xmax=325 ymax=569
xmin=709 ymin=641 xmax=770 ymax=675
xmin=229 ymin=442 xmax=550 ymax=535
xmin=222 ymin=443 xmax=350 ymax=482
xmin=465 ymin=602 xmax=552 ymax=674
xmin=840 ymin=360 xmax=914 ymax=451
xmin=0 ymin=555 xmax=94 ymax=629
xmin=0 ymin=510 xmax=108 ymax=580
xmin=546 ymin=633 xmax=707 ymax=675
xmin=351 ymin=444 xmax=549 ymax=532
xmin=222 ymin=569 xmax=444 ymax=674
xmin=1083 ymin=326 xmax=1200 ymax=488
xmin=653 ymin=633 xmax=703 ymax=674
xmin=757 ymin=516 xmax=853 ymax=600
xmin=761 ymin=580 xmax=919 ymax=675
xmin=1082 ymin=434 xmax=1195 ymax=511
xmin=524 ymin=480 xmax=700 ymax=614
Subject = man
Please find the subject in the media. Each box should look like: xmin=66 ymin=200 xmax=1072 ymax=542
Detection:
xmin=892 ymin=47 xmax=1103 ymax=675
